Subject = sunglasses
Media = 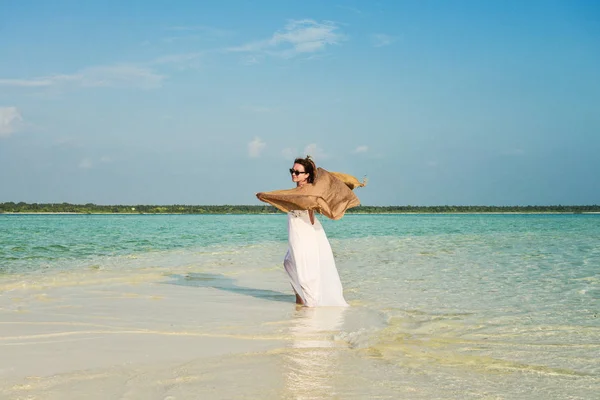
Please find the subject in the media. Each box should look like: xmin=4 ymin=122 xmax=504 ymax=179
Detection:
xmin=289 ymin=168 xmax=308 ymax=176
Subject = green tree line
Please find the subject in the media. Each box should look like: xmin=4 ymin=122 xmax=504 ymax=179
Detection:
xmin=1 ymin=202 xmax=599 ymax=214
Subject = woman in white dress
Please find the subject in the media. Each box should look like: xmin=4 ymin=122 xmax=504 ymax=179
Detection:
xmin=284 ymin=157 xmax=348 ymax=307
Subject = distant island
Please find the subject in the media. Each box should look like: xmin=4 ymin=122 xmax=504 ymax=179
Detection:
xmin=1 ymin=202 xmax=599 ymax=214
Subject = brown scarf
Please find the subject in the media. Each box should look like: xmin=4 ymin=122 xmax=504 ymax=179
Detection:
xmin=256 ymin=168 xmax=366 ymax=220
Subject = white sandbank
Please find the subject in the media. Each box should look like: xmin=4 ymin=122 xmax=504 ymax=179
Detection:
xmin=0 ymin=267 xmax=373 ymax=399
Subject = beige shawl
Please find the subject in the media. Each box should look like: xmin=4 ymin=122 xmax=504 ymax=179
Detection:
xmin=256 ymin=168 xmax=365 ymax=220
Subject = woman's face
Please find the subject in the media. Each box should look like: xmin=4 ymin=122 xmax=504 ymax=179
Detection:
xmin=290 ymin=163 xmax=310 ymax=185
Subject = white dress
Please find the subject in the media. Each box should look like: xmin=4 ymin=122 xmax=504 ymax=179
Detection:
xmin=284 ymin=210 xmax=348 ymax=307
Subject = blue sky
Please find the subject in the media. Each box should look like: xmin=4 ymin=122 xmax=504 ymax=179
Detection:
xmin=1 ymin=0 xmax=599 ymax=206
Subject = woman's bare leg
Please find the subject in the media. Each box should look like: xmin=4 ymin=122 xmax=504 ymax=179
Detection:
xmin=291 ymin=285 xmax=304 ymax=305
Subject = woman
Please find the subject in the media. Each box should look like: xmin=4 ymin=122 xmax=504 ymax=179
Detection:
xmin=283 ymin=156 xmax=348 ymax=307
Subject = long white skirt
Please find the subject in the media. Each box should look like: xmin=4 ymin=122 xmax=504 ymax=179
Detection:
xmin=283 ymin=211 xmax=348 ymax=307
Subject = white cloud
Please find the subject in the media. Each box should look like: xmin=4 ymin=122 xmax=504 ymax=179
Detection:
xmin=229 ymin=19 xmax=344 ymax=60
xmin=371 ymin=33 xmax=397 ymax=47
xmin=100 ymin=156 xmax=113 ymax=163
xmin=304 ymin=143 xmax=328 ymax=160
xmin=78 ymin=158 xmax=93 ymax=169
xmin=248 ymin=137 xmax=266 ymax=158
xmin=0 ymin=107 xmax=23 ymax=138
xmin=0 ymin=78 xmax=56 ymax=87
xmin=78 ymin=65 xmax=164 ymax=88
xmin=353 ymin=145 xmax=369 ymax=154
xmin=0 ymin=64 xmax=164 ymax=90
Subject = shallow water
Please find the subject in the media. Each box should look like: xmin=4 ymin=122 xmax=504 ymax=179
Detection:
xmin=1 ymin=214 xmax=599 ymax=399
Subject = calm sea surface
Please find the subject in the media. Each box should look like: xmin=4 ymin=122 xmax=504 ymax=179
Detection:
xmin=1 ymin=214 xmax=599 ymax=398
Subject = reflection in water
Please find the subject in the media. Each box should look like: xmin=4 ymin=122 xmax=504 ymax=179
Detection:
xmin=283 ymin=307 xmax=347 ymax=399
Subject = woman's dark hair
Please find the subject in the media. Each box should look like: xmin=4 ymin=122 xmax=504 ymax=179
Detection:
xmin=294 ymin=155 xmax=316 ymax=184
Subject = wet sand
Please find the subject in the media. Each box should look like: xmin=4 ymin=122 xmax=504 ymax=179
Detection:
xmin=0 ymin=268 xmax=365 ymax=399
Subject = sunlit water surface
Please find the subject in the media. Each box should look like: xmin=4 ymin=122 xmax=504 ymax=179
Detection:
xmin=1 ymin=214 xmax=598 ymax=399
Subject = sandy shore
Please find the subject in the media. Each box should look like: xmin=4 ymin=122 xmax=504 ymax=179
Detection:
xmin=0 ymin=270 xmax=294 ymax=399
xmin=0 ymin=267 xmax=370 ymax=400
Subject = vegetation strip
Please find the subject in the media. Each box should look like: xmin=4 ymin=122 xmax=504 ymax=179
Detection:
xmin=1 ymin=203 xmax=599 ymax=214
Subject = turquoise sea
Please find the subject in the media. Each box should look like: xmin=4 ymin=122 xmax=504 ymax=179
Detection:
xmin=1 ymin=214 xmax=599 ymax=399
